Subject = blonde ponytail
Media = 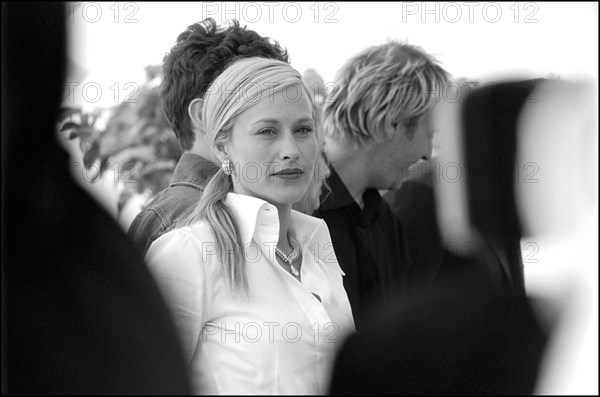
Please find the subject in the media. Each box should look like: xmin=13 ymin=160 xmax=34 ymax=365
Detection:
xmin=180 ymin=169 xmax=248 ymax=295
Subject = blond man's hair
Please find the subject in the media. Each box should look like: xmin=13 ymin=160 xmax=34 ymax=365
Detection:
xmin=322 ymin=41 xmax=449 ymax=147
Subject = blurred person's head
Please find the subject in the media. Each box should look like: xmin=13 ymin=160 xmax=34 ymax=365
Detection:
xmin=515 ymin=79 xmax=597 ymax=238
xmin=161 ymin=18 xmax=289 ymax=159
xmin=434 ymin=79 xmax=542 ymax=245
xmin=433 ymin=77 xmax=597 ymax=245
xmin=180 ymin=57 xmax=319 ymax=292
xmin=433 ymin=76 xmax=598 ymax=396
xmin=516 ymin=79 xmax=597 ymax=396
xmin=322 ymin=41 xmax=449 ymax=190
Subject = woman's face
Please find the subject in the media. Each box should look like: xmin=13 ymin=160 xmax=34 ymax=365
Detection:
xmin=220 ymin=87 xmax=319 ymax=209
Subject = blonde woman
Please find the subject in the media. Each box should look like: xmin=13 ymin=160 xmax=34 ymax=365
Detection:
xmin=145 ymin=57 xmax=355 ymax=395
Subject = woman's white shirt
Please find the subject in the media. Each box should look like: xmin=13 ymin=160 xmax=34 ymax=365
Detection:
xmin=145 ymin=192 xmax=355 ymax=395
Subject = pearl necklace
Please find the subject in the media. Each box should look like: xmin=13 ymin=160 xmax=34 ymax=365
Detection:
xmin=276 ymin=235 xmax=301 ymax=277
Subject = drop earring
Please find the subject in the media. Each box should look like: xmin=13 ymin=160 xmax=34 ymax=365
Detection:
xmin=222 ymin=158 xmax=233 ymax=175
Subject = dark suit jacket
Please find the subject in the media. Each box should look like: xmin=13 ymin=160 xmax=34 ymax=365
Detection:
xmin=383 ymin=160 xmax=526 ymax=298
xmin=2 ymin=3 xmax=190 ymax=394
xmin=329 ymin=269 xmax=547 ymax=395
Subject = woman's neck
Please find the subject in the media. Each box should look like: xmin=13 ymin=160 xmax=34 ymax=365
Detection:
xmin=274 ymin=203 xmax=292 ymax=250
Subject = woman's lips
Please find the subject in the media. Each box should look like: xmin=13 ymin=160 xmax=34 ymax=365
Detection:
xmin=271 ymin=168 xmax=304 ymax=181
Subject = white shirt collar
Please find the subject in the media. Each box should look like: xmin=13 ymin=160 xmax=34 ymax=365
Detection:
xmin=224 ymin=192 xmax=335 ymax=259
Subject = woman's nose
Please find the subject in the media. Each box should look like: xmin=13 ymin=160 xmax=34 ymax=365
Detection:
xmin=279 ymin=134 xmax=301 ymax=160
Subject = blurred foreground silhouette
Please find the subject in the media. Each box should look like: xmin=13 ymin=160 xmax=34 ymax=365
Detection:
xmin=2 ymin=3 xmax=191 ymax=394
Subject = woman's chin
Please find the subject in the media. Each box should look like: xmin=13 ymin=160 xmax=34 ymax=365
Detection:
xmin=267 ymin=191 xmax=308 ymax=208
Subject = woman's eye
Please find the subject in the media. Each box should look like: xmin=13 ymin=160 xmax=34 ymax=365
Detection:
xmin=258 ymin=128 xmax=277 ymax=135
xmin=295 ymin=126 xmax=313 ymax=135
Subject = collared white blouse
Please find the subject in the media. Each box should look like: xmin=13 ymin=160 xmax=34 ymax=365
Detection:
xmin=145 ymin=193 xmax=355 ymax=395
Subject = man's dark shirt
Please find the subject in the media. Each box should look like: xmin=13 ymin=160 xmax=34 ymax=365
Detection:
xmin=314 ymin=168 xmax=412 ymax=329
xmin=128 ymin=153 xmax=219 ymax=256
xmin=383 ymin=159 xmax=526 ymax=297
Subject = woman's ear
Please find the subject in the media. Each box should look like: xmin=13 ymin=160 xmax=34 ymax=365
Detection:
xmin=213 ymin=141 xmax=229 ymax=164
xmin=188 ymin=98 xmax=203 ymax=131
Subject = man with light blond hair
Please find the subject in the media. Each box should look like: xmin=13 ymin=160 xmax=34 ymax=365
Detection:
xmin=314 ymin=40 xmax=449 ymax=329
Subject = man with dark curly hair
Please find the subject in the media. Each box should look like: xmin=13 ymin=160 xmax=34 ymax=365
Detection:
xmin=127 ymin=19 xmax=289 ymax=255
